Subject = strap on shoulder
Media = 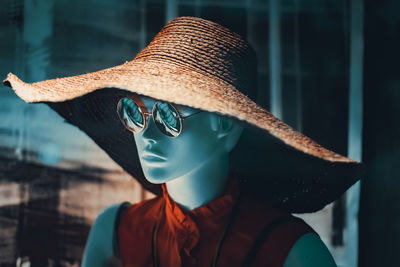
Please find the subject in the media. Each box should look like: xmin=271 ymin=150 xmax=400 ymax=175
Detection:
xmin=113 ymin=201 xmax=131 ymax=259
xmin=241 ymin=216 xmax=304 ymax=267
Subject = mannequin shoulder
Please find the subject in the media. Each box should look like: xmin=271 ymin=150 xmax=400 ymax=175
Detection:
xmin=283 ymin=233 xmax=337 ymax=267
xmin=81 ymin=203 xmax=124 ymax=266
xmin=94 ymin=203 xmax=123 ymax=230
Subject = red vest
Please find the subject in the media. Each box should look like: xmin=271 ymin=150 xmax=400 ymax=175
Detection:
xmin=118 ymin=179 xmax=314 ymax=267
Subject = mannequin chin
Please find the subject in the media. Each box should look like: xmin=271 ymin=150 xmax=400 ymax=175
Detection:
xmin=133 ymin=95 xmax=243 ymax=210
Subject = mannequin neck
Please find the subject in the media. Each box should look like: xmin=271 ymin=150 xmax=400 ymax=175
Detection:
xmin=165 ymin=152 xmax=230 ymax=211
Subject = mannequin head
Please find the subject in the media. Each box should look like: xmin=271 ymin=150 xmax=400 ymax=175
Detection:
xmin=133 ymin=95 xmax=243 ymax=184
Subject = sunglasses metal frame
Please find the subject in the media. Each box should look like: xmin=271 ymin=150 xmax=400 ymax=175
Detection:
xmin=117 ymin=96 xmax=202 ymax=138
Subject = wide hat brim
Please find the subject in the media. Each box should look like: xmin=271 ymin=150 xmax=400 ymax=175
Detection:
xmin=3 ymin=17 xmax=364 ymax=213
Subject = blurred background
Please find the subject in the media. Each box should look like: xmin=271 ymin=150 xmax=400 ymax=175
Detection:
xmin=0 ymin=0 xmax=399 ymax=266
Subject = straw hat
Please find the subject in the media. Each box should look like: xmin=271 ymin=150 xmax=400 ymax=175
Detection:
xmin=3 ymin=16 xmax=364 ymax=213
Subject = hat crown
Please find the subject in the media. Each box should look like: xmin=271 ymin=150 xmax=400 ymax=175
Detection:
xmin=134 ymin=16 xmax=258 ymax=101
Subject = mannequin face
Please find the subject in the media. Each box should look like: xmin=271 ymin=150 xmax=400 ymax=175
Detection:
xmin=133 ymin=96 xmax=227 ymax=184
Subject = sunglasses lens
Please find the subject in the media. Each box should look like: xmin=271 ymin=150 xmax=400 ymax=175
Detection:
xmin=153 ymin=102 xmax=182 ymax=137
xmin=117 ymin=97 xmax=146 ymax=133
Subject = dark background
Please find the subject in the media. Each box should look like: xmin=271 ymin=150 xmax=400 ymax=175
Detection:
xmin=0 ymin=0 xmax=399 ymax=266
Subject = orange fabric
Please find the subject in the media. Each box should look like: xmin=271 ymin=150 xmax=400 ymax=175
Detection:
xmin=118 ymin=178 xmax=314 ymax=267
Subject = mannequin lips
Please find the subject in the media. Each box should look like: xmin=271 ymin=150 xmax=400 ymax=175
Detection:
xmin=141 ymin=151 xmax=167 ymax=162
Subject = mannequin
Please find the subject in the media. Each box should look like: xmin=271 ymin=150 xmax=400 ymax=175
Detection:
xmin=4 ymin=15 xmax=359 ymax=267
xmin=82 ymin=96 xmax=337 ymax=267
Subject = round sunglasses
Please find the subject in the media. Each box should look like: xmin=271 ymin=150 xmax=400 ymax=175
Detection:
xmin=117 ymin=97 xmax=202 ymax=138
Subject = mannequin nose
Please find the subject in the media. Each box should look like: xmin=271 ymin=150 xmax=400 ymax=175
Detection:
xmin=141 ymin=115 xmax=163 ymax=143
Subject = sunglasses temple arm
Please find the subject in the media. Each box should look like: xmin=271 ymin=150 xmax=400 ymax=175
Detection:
xmin=181 ymin=110 xmax=203 ymax=119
